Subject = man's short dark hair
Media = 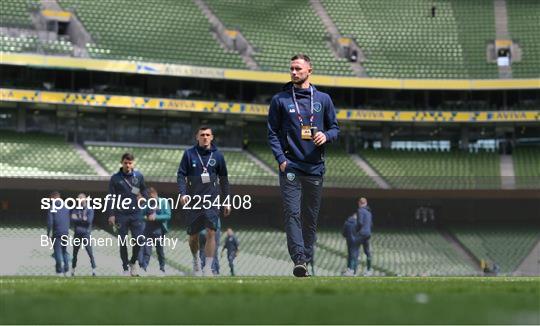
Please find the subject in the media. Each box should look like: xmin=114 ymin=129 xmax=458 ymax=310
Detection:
xmin=50 ymin=190 xmax=60 ymax=198
xmin=121 ymin=152 xmax=134 ymax=162
xmin=291 ymin=54 xmax=312 ymax=67
xmin=197 ymin=126 xmax=213 ymax=135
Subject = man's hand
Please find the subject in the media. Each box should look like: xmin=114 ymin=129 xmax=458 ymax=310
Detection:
xmin=313 ymin=132 xmax=327 ymax=146
xmin=147 ymin=214 xmax=156 ymax=221
xmin=108 ymin=215 xmax=115 ymax=226
xmin=279 ymin=161 xmax=287 ymax=172
xmin=224 ymin=206 xmax=231 ymax=217
xmin=180 ymin=195 xmax=189 ymax=206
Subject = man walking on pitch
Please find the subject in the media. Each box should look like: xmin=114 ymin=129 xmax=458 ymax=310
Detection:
xmin=47 ymin=191 xmax=70 ymax=276
xmin=221 ymin=228 xmax=239 ymax=276
xmin=107 ymin=153 xmax=148 ymax=276
xmin=139 ymin=187 xmax=171 ymax=276
xmin=267 ymin=54 xmax=340 ymax=277
xmin=356 ymin=197 xmax=373 ymax=276
xmin=341 ymin=212 xmax=359 ymax=276
xmin=70 ymin=193 xmax=97 ymax=276
xmin=177 ymin=126 xmax=231 ymax=277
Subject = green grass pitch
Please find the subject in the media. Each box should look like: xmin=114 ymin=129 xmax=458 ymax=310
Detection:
xmin=1 ymin=276 xmax=538 ymax=324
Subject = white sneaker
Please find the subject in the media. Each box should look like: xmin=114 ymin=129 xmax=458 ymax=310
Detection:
xmin=363 ymin=269 xmax=373 ymax=277
xmin=56 ymin=272 xmax=64 ymax=277
xmin=92 ymin=269 xmax=97 ymax=277
xmin=192 ymin=259 xmax=202 ymax=277
xmin=342 ymin=268 xmax=355 ymax=277
xmin=129 ymin=263 xmax=139 ymax=277
xmin=122 ymin=270 xmax=130 ymax=276
xmin=157 ymin=270 xmax=166 ymax=277
xmin=71 ymin=268 xmax=76 ymax=277
xmin=203 ymin=267 xmax=214 ymax=277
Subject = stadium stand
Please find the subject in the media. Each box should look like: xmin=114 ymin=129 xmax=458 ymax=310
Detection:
xmin=450 ymin=226 xmax=539 ymax=274
xmin=85 ymin=144 xmax=184 ymax=181
xmin=360 ymin=149 xmax=501 ymax=189
xmin=0 ymin=35 xmax=38 ymax=53
xmin=85 ymin=144 xmax=274 ymax=185
xmin=0 ymin=0 xmax=38 ymax=28
xmin=506 ymin=1 xmax=540 ymax=78
xmin=323 ymin=147 xmax=378 ymax=188
xmin=318 ymin=228 xmax=477 ymax=276
xmin=0 ymin=131 xmax=97 ymax=177
xmin=249 ymin=143 xmax=378 ymax=188
xmin=321 ymin=0 xmax=498 ymax=79
xmin=205 ymin=0 xmax=354 ymax=75
xmin=57 ymin=0 xmax=246 ymax=68
xmin=451 ymin=0 xmax=498 ymax=78
xmin=512 ymin=146 xmax=540 ymax=189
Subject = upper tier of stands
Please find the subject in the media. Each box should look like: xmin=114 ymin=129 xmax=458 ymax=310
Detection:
xmin=507 ymin=1 xmax=540 ymax=78
xmin=321 ymin=0 xmax=498 ymax=78
xmin=58 ymin=0 xmax=246 ymax=68
xmin=205 ymin=0 xmax=353 ymax=76
xmin=1 ymin=0 xmax=538 ymax=79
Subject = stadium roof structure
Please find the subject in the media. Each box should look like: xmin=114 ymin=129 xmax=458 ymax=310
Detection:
xmin=1 ymin=53 xmax=539 ymax=91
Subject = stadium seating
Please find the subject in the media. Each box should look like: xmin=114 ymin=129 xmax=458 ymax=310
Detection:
xmin=0 ymin=0 xmax=38 ymax=28
xmin=248 ymin=143 xmax=378 ymax=188
xmin=321 ymin=0 xmax=498 ymax=79
xmin=507 ymin=1 xmax=540 ymax=78
xmin=85 ymin=144 xmax=274 ymax=185
xmin=450 ymin=226 xmax=539 ymax=274
xmin=0 ymin=131 xmax=97 ymax=177
xmin=57 ymin=0 xmax=246 ymax=68
xmin=2 ymin=0 xmax=538 ymax=78
xmin=360 ymin=149 xmax=501 ymax=189
xmin=85 ymin=144 xmax=184 ymax=182
xmin=0 ymin=35 xmax=38 ymax=53
xmin=512 ymin=146 xmax=540 ymax=189
xmin=205 ymin=0 xmax=354 ymax=76
xmin=318 ymin=228 xmax=477 ymax=276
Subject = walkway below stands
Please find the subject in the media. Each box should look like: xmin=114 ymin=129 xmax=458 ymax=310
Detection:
xmin=439 ymin=229 xmax=482 ymax=273
xmin=515 ymin=239 xmax=540 ymax=276
xmin=500 ymin=154 xmax=516 ymax=189
xmin=73 ymin=143 xmax=109 ymax=176
xmin=309 ymin=0 xmax=366 ymax=76
xmin=351 ymin=154 xmax=390 ymax=189
xmin=494 ymin=0 xmax=512 ymax=78
xmin=245 ymin=151 xmax=277 ymax=176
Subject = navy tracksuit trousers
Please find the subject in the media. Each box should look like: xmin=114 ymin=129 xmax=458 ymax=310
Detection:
xmin=279 ymin=168 xmax=323 ymax=265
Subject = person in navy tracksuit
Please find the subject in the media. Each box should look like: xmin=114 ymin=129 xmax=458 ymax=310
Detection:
xmin=221 ymin=228 xmax=239 ymax=276
xmin=198 ymin=218 xmax=221 ymax=275
xmin=107 ymin=152 xmax=148 ymax=276
xmin=177 ymin=126 xmax=230 ymax=277
xmin=356 ymin=197 xmax=373 ymax=275
xmin=267 ymin=54 xmax=339 ymax=277
xmin=70 ymin=193 xmax=97 ymax=276
xmin=138 ymin=187 xmax=171 ymax=275
xmin=47 ymin=191 xmax=70 ymax=276
xmin=342 ymin=213 xmax=359 ymax=276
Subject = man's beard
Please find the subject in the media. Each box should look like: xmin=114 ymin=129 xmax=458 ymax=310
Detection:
xmin=292 ymin=76 xmax=308 ymax=85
